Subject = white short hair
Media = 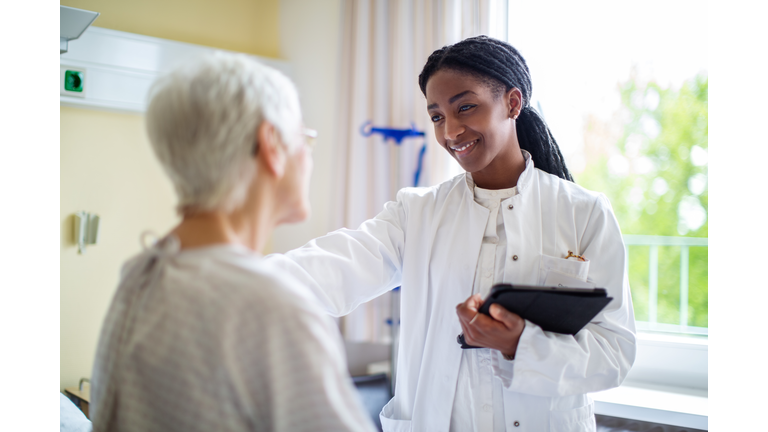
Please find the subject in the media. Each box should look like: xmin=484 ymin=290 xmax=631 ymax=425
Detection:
xmin=145 ymin=51 xmax=302 ymax=215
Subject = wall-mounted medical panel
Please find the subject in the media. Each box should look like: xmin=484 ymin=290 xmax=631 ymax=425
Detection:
xmin=60 ymin=27 xmax=291 ymax=114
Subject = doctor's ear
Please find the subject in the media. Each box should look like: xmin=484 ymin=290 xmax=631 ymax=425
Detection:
xmin=505 ymin=87 xmax=523 ymax=120
xmin=255 ymin=121 xmax=287 ymax=178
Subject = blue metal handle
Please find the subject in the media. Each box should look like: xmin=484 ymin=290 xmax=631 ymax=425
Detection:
xmin=360 ymin=121 xmax=425 ymax=145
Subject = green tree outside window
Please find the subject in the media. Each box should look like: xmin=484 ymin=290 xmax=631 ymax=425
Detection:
xmin=576 ymin=73 xmax=708 ymax=329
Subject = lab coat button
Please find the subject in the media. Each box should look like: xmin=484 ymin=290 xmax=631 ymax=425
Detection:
xmin=512 ymin=255 xmax=519 ymax=261
xmin=508 ymin=204 xmax=514 ymax=210
xmin=514 ymin=421 xmax=520 ymax=427
xmin=483 ymin=404 xmax=492 ymax=412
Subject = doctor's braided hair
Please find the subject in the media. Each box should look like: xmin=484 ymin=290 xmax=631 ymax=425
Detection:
xmin=418 ymin=35 xmax=574 ymax=182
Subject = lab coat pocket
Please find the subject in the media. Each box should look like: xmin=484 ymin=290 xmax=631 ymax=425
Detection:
xmin=544 ymin=271 xmax=596 ymax=289
xmin=379 ymin=399 xmax=412 ymax=432
xmin=539 ymin=254 xmax=590 ymax=285
xmin=549 ymin=403 xmax=595 ymax=432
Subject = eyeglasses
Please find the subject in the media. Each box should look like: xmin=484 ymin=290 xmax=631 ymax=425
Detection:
xmin=252 ymin=127 xmax=318 ymax=155
xmin=303 ymin=128 xmax=318 ymax=149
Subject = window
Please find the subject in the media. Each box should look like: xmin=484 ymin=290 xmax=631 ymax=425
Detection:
xmin=508 ymin=0 xmax=708 ymax=391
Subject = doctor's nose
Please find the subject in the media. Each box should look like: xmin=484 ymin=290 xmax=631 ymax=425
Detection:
xmin=443 ymin=116 xmax=465 ymax=142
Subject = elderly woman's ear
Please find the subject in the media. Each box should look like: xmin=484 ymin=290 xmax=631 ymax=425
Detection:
xmin=255 ymin=121 xmax=287 ymax=178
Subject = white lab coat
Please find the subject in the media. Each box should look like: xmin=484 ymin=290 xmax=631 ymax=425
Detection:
xmin=267 ymin=153 xmax=636 ymax=432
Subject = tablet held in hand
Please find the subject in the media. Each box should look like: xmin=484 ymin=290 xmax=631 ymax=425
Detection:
xmin=457 ymin=283 xmax=613 ymax=349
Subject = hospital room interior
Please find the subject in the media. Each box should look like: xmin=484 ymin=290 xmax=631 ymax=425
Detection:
xmin=58 ymin=0 xmax=711 ymax=431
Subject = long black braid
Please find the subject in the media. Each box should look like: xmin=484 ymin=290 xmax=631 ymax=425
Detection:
xmin=418 ymin=35 xmax=574 ymax=182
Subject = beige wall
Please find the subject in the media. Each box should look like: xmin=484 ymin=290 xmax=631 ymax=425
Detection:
xmin=60 ymin=0 xmax=280 ymax=57
xmin=60 ymin=108 xmax=178 ymax=390
xmin=60 ymin=0 xmax=282 ymax=391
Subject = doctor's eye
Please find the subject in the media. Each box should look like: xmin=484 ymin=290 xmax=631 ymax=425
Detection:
xmin=458 ymin=104 xmax=476 ymax=113
xmin=430 ymin=114 xmax=443 ymax=123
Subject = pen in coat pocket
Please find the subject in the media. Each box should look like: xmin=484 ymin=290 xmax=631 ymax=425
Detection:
xmin=565 ymin=251 xmax=587 ymax=262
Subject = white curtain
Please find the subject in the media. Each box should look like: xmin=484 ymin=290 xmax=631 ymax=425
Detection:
xmin=333 ymin=0 xmax=509 ymax=343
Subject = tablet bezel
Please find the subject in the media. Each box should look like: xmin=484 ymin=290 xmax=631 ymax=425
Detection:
xmin=488 ymin=283 xmax=607 ymax=296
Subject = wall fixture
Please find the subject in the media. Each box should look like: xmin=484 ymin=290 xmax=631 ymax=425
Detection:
xmin=74 ymin=211 xmax=101 ymax=254
xmin=60 ymin=5 xmax=100 ymax=54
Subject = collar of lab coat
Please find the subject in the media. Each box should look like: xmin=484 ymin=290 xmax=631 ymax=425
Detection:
xmin=463 ymin=149 xmax=535 ymax=194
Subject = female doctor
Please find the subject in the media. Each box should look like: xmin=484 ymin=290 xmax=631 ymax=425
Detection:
xmin=267 ymin=36 xmax=636 ymax=432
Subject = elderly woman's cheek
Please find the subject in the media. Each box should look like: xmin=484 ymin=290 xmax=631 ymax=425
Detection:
xmin=286 ymin=148 xmax=313 ymax=223
xmin=299 ymin=151 xmax=313 ymax=220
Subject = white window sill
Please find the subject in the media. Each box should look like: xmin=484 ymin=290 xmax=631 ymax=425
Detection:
xmin=592 ymin=382 xmax=707 ymax=430
xmin=591 ymin=331 xmax=708 ymax=430
xmin=625 ymin=331 xmax=708 ymax=389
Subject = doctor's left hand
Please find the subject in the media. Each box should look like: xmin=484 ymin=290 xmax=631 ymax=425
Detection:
xmin=456 ymin=294 xmax=525 ymax=359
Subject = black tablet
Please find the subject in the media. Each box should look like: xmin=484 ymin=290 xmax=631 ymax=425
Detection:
xmin=457 ymin=283 xmax=613 ymax=349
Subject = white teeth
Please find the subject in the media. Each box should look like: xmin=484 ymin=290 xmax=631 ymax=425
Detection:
xmin=452 ymin=140 xmax=477 ymax=152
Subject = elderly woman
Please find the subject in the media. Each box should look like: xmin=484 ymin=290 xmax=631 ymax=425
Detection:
xmin=88 ymin=53 xmax=375 ymax=432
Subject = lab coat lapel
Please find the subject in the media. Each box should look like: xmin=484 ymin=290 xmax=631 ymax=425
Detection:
xmin=411 ymin=175 xmax=489 ymax=431
xmin=503 ymin=156 xmax=545 ymax=285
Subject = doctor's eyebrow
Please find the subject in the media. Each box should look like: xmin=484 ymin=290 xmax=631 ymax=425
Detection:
xmin=427 ymin=90 xmax=478 ymax=110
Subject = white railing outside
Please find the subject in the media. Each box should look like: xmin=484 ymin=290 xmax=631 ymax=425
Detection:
xmin=623 ymin=235 xmax=708 ymax=336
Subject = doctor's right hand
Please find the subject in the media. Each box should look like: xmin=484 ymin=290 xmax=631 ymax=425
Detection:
xmin=456 ymin=294 xmax=525 ymax=359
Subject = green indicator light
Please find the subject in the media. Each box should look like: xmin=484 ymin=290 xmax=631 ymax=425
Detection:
xmin=65 ymin=70 xmax=84 ymax=92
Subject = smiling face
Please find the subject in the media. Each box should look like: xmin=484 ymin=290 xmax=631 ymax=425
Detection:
xmin=426 ymin=69 xmax=526 ymax=188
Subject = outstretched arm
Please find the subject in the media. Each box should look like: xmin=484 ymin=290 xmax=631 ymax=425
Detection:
xmin=265 ymin=192 xmax=408 ymax=316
